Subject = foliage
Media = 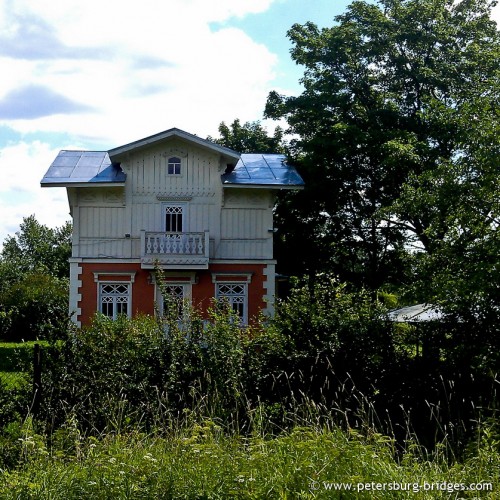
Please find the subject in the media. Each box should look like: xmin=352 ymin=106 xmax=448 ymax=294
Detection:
xmin=0 ymin=421 xmax=498 ymax=498
xmin=0 ymin=215 xmax=72 ymax=281
xmin=208 ymin=118 xmax=286 ymax=154
xmin=265 ymin=0 xmax=500 ymax=293
xmin=41 ymin=305 xmax=252 ymax=433
xmin=0 ymin=273 xmax=68 ymax=341
xmin=0 ymin=216 xmax=71 ymax=341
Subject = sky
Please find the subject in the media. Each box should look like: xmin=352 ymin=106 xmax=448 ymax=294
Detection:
xmin=0 ymin=0 xmax=499 ymax=246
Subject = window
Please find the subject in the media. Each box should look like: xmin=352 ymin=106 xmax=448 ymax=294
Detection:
xmin=164 ymin=205 xmax=184 ymax=232
xmin=216 ymin=283 xmax=248 ymax=325
xmin=167 ymin=156 xmax=181 ymax=175
xmin=157 ymin=283 xmax=192 ymax=335
xmin=99 ymin=282 xmax=131 ymax=319
xmin=159 ymin=283 xmax=190 ymax=319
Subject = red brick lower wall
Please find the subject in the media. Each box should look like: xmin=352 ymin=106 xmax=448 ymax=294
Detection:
xmin=77 ymin=262 xmax=267 ymax=326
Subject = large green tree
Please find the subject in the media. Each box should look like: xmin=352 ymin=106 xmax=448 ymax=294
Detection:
xmin=0 ymin=216 xmax=72 ymax=340
xmin=208 ymin=119 xmax=286 ymax=154
xmin=1 ymin=215 xmax=72 ymax=282
xmin=265 ymin=0 xmax=500 ymax=291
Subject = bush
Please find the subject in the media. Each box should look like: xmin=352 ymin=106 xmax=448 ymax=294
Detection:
xmin=0 ymin=273 xmax=68 ymax=341
xmin=41 ymin=307 xmax=251 ymax=434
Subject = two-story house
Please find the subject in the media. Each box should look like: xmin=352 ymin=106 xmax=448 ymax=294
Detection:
xmin=41 ymin=128 xmax=304 ymax=326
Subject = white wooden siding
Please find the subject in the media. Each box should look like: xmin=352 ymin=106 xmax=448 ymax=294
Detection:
xmin=71 ymin=139 xmax=276 ymax=261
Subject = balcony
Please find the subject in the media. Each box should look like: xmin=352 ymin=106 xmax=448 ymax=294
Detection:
xmin=140 ymin=231 xmax=209 ymax=269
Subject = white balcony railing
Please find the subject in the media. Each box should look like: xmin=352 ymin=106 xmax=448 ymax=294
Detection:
xmin=140 ymin=231 xmax=209 ymax=268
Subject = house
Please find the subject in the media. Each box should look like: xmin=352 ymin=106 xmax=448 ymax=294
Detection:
xmin=41 ymin=128 xmax=304 ymax=326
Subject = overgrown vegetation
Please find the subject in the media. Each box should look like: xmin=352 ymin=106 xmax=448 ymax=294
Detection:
xmin=1 ymin=420 xmax=498 ymax=498
xmin=0 ymin=295 xmax=498 ymax=496
xmin=0 ymin=215 xmax=70 ymax=342
xmin=1 ymin=0 xmax=498 ymax=495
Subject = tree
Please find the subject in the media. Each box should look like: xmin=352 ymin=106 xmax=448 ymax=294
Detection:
xmin=208 ymin=119 xmax=286 ymax=154
xmin=265 ymin=0 xmax=500 ymax=291
xmin=0 ymin=216 xmax=72 ymax=340
xmin=1 ymin=215 xmax=72 ymax=283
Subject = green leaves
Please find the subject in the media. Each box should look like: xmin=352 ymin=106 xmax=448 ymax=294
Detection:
xmin=0 ymin=216 xmax=72 ymax=340
xmin=266 ymin=0 xmax=499 ymax=296
xmin=208 ymin=119 xmax=285 ymax=154
xmin=1 ymin=215 xmax=72 ymax=280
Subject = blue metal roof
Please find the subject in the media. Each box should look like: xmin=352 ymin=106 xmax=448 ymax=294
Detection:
xmin=41 ymin=151 xmax=126 ymax=187
xmin=221 ymin=154 xmax=304 ymax=189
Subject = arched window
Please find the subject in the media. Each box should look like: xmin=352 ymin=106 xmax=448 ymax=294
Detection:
xmin=167 ymin=156 xmax=181 ymax=175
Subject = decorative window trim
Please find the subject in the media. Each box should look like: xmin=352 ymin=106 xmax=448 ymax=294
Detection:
xmin=162 ymin=148 xmax=188 ymax=159
xmin=215 ymin=281 xmax=248 ymax=325
xmin=98 ymin=281 xmax=132 ymax=319
xmin=156 ymin=195 xmax=192 ymax=202
xmin=149 ymin=271 xmax=198 ymax=285
xmin=211 ymin=272 xmax=252 ymax=284
xmin=93 ymin=271 xmax=136 ymax=283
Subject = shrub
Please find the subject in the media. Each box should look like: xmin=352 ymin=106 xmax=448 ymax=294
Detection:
xmin=0 ymin=273 xmax=68 ymax=341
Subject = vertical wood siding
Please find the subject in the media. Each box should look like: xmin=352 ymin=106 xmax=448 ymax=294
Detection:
xmin=73 ymin=140 xmax=275 ymax=261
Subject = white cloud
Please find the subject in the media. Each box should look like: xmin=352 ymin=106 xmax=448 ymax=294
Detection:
xmin=0 ymin=0 xmax=278 ymax=141
xmin=1 ymin=0 xmax=498 ymax=247
xmin=0 ymin=0 xmax=279 ymax=244
xmin=491 ymin=2 xmax=500 ymax=24
xmin=0 ymin=141 xmax=70 ymax=242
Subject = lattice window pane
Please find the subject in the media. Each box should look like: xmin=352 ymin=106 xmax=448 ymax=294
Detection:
xmin=99 ymin=282 xmax=131 ymax=320
xmin=216 ymin=283 xmax=247 ymax=324
xmin=116 ymin=301 xmax=128 ymax=316
xmin=160 ymin=284 xmax=189 ymax=320
xmin=165 ymin=205 xmax=183 ymax=232
xmin=101 ymin=301 xmax=114 ymax=317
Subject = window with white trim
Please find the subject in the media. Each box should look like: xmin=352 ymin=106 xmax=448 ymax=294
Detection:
xmin=99 ymin=282 xmax=131 ymax=319
xmin=164 ymin=205 xmax=184 ymax=232
xmin=167 ymin=156 xmax=181 ymax=175
xmin=157 ymin=283 xmax=191 ymax=320
xmin=216 ymin=283 xmax=248 ymax=325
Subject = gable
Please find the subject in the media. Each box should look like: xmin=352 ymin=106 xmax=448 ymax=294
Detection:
xmin=108 ymin=127 xmax=239 ymax=164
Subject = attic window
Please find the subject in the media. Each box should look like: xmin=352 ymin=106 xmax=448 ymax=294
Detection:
xmin=167 ymin=157 xmax=181 ymax=175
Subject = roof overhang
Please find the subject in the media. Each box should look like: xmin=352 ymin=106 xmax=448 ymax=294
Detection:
xmin=221 ymin=153 xmax=305 ymax=190
xmin=41 ymin=181 xmax=125 ymax=188
xmin=222 ymin=183 xmax=304 ymax=190
xmin=41 ymin=151 xmax=126 ymax=188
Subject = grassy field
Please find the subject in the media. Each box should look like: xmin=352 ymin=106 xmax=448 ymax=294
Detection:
xmin=0 ymin=421 xmax=498 ymax=499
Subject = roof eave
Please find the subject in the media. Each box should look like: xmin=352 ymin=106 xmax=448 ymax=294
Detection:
xmin=222 ymin=183 xmax=304 ymax=190
xmin=41 ymin=181 xmax=126 ymax=188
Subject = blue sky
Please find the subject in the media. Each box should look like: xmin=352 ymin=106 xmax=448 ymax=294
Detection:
xmin=0 ymin=0 xmax=498 ymax=245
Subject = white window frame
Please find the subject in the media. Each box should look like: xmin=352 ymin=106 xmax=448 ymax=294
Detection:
xmin=163 ymin=203 xmax=188 ymax=233
xmin=98 ymin=281 xmax=132 ymax=320
xmin=215 ymin=282 xmax=248 ymax=325
xmin=156 ymin=282 xmax=192 ymax=319
xmin=167 ymin=156 xmax=181 ymax=175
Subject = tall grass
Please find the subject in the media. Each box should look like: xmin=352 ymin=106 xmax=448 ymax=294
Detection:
xmin=1 ymin=411 xmax=498 ymax=499
xmin=1 ymin=276 xmax=498 ymax=497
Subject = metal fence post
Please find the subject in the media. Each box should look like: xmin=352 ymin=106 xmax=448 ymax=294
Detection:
xmin=32 ymin=343 xmax=42 ymax=416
